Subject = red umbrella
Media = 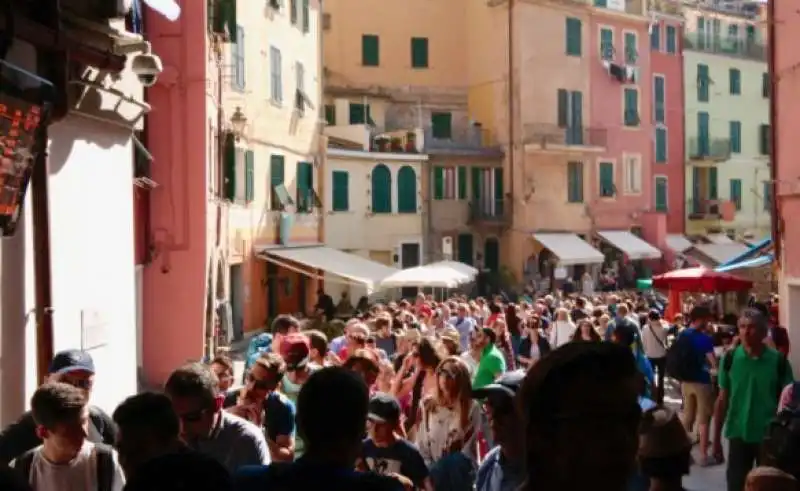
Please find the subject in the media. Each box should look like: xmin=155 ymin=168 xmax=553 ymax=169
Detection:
xmin=652 ymin=267 xmax=753 ymax=293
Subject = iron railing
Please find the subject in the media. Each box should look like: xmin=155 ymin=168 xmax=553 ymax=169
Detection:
xmin=688 ymin=137 xmax=731 ymax=161
xmin=468 ymin=197 xmax=511 ymax=225
xmin=422 ymin=125 xmax=497 ymax=151
xmin=683 ymin=32 xmax=766 ymax=61
xmin=523 ymin=123 xmax=607 ymax=148
xmin=687 ymin=198 xmax=722 ymax=219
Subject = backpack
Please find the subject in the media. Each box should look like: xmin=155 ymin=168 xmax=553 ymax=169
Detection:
xmin=722 ymin=347 xmax=789 ymax=401
xmin=665 ymin=330 xmax=703 ymax=381
xmin=15 ymin=442 xmax=115 ymax=491
xmin=763 ymin=382 xmax=800 ymax=479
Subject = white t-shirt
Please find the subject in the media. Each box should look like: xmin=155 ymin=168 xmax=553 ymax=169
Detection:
xmin=13 ymin=441 xmax=125 ymax=491
xmin=641 ymin=321 xmax=668 ymax=359
xmin=548 ymin=321 xmax=576 ymax=348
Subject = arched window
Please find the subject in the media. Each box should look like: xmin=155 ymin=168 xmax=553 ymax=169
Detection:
xmin=397 ymin=166 xmax=417 ymax=213
xmin=371 ymin=164 xmax=392 ymax=213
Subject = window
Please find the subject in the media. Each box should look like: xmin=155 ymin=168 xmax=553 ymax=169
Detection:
xmin=623 ymin=88 xmax=639 ymax=127
xmin=295 ymin=62 xmax=305 ymax=114
xmin=362 ymin=35 xmax=380 ymax=66
xmin=397 ymin=166 xmax=417 ymax=213
xmin=270 ymin=155 xmax=291 ymax=210
xmin=729 ymin=120 xmax=741 ymax=153
xmin=331 ymin=170 xmax=349 ymax=211
xmin=290 ymin=0 xmax=297 ymax=24
xmin=600 ymin=28 xmax=614 ymax=60
xmin=729 ymin=178 xmax=742 ymax=211
xmin=557 ymin=89 xmax=585 ymax=144
xmin=763 ymin=181 xmax=772 ymax=211
xmin=301 ymin=0 xmax=309 ymax=33
xmin=623 ymin=154 xmax=642 ymax=194
xmin=457 ymin=167 xmax=467 ymax=200
xmin=762 ymin=72 xmax=770 ymax=98
xmin=654 ymin=176 xmax=668 ymax=212
xmin=759 ymin=124 xmax=770 ymax=155
xmin=624 ymin=31 xmax=637 ymax=64
xmin=411 ymin=37 xmax=429 ymax=68
xmin=296 ymin=161 xmax=316 ymax=212
xmin=270 ymin=46 xmax=282 ymax=103
xmin=349 ymin=103 xmax=372 ymax=125
xmin=324 ymin=105 xmax=336 ymax=126
xmin=244 ymin=150 xmax=254 ymax=202
xmin=655 ymin=127 xmax=667 ymax=163
xmin=697 ymin=64 xmax=710 ymax=102
xmin=431 ymin=112 xmax=452 ymax=139
xmin=566 ymin=17 xmax=582 ymax=56
xmin=729 ymin=68 xmax=741 ymax=95
xmin=567 ymin=161 xmax=584 ymax=203
xmin=650 ymin=23 xmax=661 ymax=51
xmin=232 ymin=26 xmax=245 ymax=91
xmin=371 ymin=164 xmax=391 ymax=213
xmin=666 ymin=25 xmax=677 ymax=53
xmin=433 ymin=166 xmax=458 ymax=200
xmin=223 ymin=133 xmax=237 ymax=200
xmin=653 ymin=75 xmax=665 ymax=123
xmin=599 ymin=162 xmax=614 ymax=197
xmin=697 ymin=111 xmax=710 ymax=155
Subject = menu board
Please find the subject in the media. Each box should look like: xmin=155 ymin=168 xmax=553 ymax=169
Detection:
xmin=0 ymin=60 xmax=53 ymax=237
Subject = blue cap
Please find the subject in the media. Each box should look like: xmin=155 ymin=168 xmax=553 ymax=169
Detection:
xmin=49 ymin=349 xmax=95 ymax=375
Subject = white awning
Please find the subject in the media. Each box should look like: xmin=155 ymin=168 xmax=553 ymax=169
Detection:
xmin=532 ymin=233 xmax=604 ymax=266
xmin=380 ymin=265 xmax=470 ymax=288
xmin=259 ymin=246 xmax=398 ymax=293
xmin=665 ymin=234 xmax=693 ymax=253
xmin=707 ymin=234 xmax=734 ymax=245
xmin=597 ymin=230 xmax=662 ymax=260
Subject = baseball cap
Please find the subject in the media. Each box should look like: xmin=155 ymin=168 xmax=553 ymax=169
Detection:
xmin=49 ymin=349 xmax=95 ymax=375
xmin=367 ymin=392 xmax=401 ymax=424
xmin=472 ymin=369 xmax=526 ymax=399
xmin=280 ymin=333 xmax=310 ymax=370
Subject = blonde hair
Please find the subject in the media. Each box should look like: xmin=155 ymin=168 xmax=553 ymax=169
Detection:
xmin=555 ymin=307 xmax=572 ymax=323
xmin=434 ymin=356 xmax=473 ymax=432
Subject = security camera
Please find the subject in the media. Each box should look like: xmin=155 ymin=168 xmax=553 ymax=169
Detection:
xmin=131 ymin=44 xmax=163 ymax=87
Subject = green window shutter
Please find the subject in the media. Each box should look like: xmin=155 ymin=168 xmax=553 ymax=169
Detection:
xmin=457 ymin=234 xmax=474 ymax=265
xmin=349 ymin=103 xmax=366 ymax=124
xmin=709 ymin=167 xmax=718 ymax=200
xmin=666 ymin=26 xmax=676 ymax=53
xmin=211 ymin=0 xmax=237 ymax=40
xmin=623 ymin=88 xmax=639 ymax=126
xmin=567 ymin=161 xmax=584 ymax=203
xmin=557 ymin=89 xmax=569 ymax=128
xmin=493 ymin=167 xmax=504 ymax=215
xmin=655 ymin=127 xmax=667 ymax=163
xmin=600 ymin=28 xmax=613 ymax=60
xmin=431 ymin=112 xmax=452 ymax=139
xmin=697 ymin=64 xmax=709 ymax=102
xmin=301 ymin=0 xmax=310 ymax=33
xmin=457 ymin=167 xmax=467 ymax=200
xmin=324 ymin=105 xmax=336 ymax=126
xmin=654 ymin=76 xmax=665 ymax=123
xmin=729 ymin=121 xmax=741 ymax=153
xmin=650 ymin=23 xmax=661 ymax=50
xmin=433 ymin=167 xmax=444 ymax=200
xmin=729 ymin=69 xmax=741 ymax=95
xmin=411 ymin=37 xmax=429 ymax=68
xmin=270 ymin=154 xmax=285 ymax=209
xmin=471 ymin=167 xmax=482 ymax=202
xmin=599 ymin=162 xmax=614 ymax=197
xmin=762 ymin=73 xmax=770 ymax=98
xmin=655 ymin=177 xmax=668 ymax=212
xmin=223 ymin=133 xmax=236 ymax=200
xmin=565 ymin=18 xmax=582 ymax=56
xmin=624 ymin=32 xmax=637 ymax=64
xmin=397 ymin=166 xmax=417 ymax=213
xmin=759 ymin=124 xmax=770 ymax=155
xmin=290 ymin=0 xmax=297 ymax=24
xmin=296 ymin=162 xmax=311 ymax=211
xmin=593 ymin=0 xmax=607 ymax=6
xmin=371 ymin=164 xmax=392 ymax=213
xmin=569 ymin=91 xmax=583 ymax=144
xmin=332 ymin=171 xmax=349 ymax=211
xmin=362 ymin=35 xmax=380 ymax=66
xmin=730 ymin=178 xmax=742 ymax=210
xmin=244 ymin=150 xmax=255 ymax=202
xmin=697 ymin=112 xmax=710 ymax=154
xmin=764 ymin=181 xmax=772 ymax=211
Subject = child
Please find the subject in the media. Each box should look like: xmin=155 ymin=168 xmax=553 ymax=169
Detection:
xmin=12 ymin=382 xmax=125 ymax=491
xmin=358 ymin=393 xmax=432 ymax=491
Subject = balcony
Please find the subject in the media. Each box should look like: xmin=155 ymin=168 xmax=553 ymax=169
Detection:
xmin=590 ymin=0 xmax=645 ymax=17
xmin=421 ymin=125 xmax=503 ymax=156
xmin=649 ymin=0 xmax=681 ymax=16
xmin=683 ymin=32 xmax=766 ymax=61
xmin=688 ymin=138 xmax=731 ymax=162
xmin=687 ymin=198 xmax=723 ymax=220
xmin=468 ymin=197 xmax=511 ymax=227
xmin=523 ymin=123 xmax=607 ymax=153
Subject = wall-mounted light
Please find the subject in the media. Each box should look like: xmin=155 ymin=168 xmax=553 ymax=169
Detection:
xmin=231 ymin=106 xmax=247 ymax=140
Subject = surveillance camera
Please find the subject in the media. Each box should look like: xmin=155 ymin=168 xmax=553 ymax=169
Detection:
xmin=131 ymin=52 xmax=163 ymax=88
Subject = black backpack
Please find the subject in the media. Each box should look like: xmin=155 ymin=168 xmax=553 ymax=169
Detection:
xmin=763 ymin=382 xmax=800 ymax=479
xmin=665 ymin=331 xmax=702 ymax=381
xmin=15 ymin=443 xmax=115 ymax=491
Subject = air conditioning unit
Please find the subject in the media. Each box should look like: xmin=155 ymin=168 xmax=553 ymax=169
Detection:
xmin=322 ymin=13 xmax=331 ymax=30
xmin=442 ymin=236 xmax=453 ymax=259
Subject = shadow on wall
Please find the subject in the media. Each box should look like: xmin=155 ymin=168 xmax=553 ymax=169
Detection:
xmin=48 ymin=114 xmax=131 ymax=175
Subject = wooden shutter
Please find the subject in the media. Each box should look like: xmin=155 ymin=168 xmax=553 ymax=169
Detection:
xmin=650 ymin=24 xmax=660 ymax=50
xmin=411 ymin=38 xmax=429 ymax=68
xmin=471 ymin=167 xmax=482 ymax=202
xmin=270 ymin=155 xmax=285 ymax=209
xmin=730 ymin=179 xmax=742 ymax=210
xmin=397 ymin=166 xmax=417 ymax=213
xmin=371 ymin=165 xmax=391 ymax=213
xmin=493 ymin=167 xmax=504 ymax=214
xmin=599 ymin=162 xmax=613 ymax=196
xmin=332 ymin=171 xmax=349 ymax=211
xmin=654 ymin=76 xmax=665 ymax=123
xmin=457 ymin=234 xmax=473 ymax=265
xmin=655 ymin=128 xmax=667 ymax=163
xmin=223 ymin=133 xmax=236 ymax=200
xmin=302 ymin=0 xmax=310 ymax=33
xmin=244 ymin=150 xmax=255 ymax=202
xmin=557 ymin=89 xmax=569 ymax=128
xmin=290 ymin=0 xmax=297 ymax=24
xmin=570 ymin=91 xmax=583 ymax=144
xmin=655 ymin=177 xmax=667 ymax=211
xmin=324 ymin=105 xmax=336 ymax=126
xmin=349 ymin=103 xmax=365 ymax=124
xmin=457 ymin=167 xmax=467 ymax=200
xmin=433 ymin=167 xmax=444 ymax=200
xmin=709 ymin=167 xmax=718 ymax=200
xmin=362 ymin=35 xmax=379 ymax=66
xmin=431 ymin=112 xmax=452 ymax=139
xmin=759 ymin=124 xmax=770 ymax=155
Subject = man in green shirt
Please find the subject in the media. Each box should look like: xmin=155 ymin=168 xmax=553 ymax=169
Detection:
xmin=473 ymin=327 xmax=507 ymax=390
xmin=713 ymin=308 xmax=794 ymax=491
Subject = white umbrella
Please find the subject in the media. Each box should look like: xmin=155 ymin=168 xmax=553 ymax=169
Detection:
xmin=379 ymin=265 xmax=468 ymax=289
xmin=423 ymin=260 xmax=479 ymax=279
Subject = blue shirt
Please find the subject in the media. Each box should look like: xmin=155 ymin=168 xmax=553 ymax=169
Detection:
xmin=475 ymin=447 xmax=524 ymax=491
xmin=682 ymin=327 xmax=715 ymax=384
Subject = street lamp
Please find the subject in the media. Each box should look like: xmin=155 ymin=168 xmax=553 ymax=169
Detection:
xmin=230 ymin=106 xmax=247 ymax=140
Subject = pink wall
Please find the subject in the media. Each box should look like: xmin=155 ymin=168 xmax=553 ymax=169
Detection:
xmin=587 ymin=16 xmax=654 ymax=235
xmin=650 ymin=19 xmax=685 ymax=235
xmin=142 ymin=3 xmax=210 ymax=385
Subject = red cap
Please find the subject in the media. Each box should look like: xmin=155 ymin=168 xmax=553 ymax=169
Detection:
xmin=280 ymin=333 xmax=310 ymax=370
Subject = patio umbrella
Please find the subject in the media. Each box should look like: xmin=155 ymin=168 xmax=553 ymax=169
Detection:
xmin=651 ymin=267 xmax=753 ymax=293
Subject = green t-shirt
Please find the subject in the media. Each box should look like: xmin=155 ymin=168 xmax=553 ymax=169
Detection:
xmin=473 ymin=344 xmax=507 ymax=390
xmin=718 ymin=345 xmax=794 ymax=443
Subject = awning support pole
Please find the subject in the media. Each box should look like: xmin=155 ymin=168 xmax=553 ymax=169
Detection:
xmin=32 ymin=125 xmax=54 ymax=385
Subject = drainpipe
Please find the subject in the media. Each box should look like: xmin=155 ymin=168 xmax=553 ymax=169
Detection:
xmin=32 ymin=126 xmax=54 ymax=385
xmin=507 ymin=0 xmax=515 ymax=210
xmin=767 ymin=0 xmax=780 ymax=268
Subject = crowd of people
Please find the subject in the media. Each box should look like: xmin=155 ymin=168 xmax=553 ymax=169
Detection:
xmin=0 ymin=290 xmax=797 ymax=491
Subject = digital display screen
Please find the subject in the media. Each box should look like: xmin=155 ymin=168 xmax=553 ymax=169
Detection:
xmin=0 ymin=60 xmax=53 ymax=237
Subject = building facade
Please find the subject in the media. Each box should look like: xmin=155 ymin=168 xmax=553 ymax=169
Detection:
xmin=143 ymin=0 xmax=324 ymax=386
xmin=682 ymin=3 xmax=770 ymax=239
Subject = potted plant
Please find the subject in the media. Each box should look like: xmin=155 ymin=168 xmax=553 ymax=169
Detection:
xmin=405 ymin=131 xmax=417 ymax=153
xmin=374 ymin=136 xmax=389 ymax=152
xmin=390 ymin=137 xmax=403 ymax=152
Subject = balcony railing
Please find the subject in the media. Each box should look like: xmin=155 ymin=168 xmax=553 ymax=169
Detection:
xmin=523 ymin=123 xmax=607 ymax=149
xmin=687 ymin=198 xmax=722 ymax=220
xmin=468 ymin=197 xmax=510 ymax=226
xmin=591 ymin=0 xmax=644 ymax=16
xmin=649 ymin=0 xmax=681 ymax=16
xmin=683 ymin=32 xmax=766 ymax=61
xmin=688 ymin=137 xmax=731 ymax=161
xmin=370 ymin=128 xmax=420 ymax=154
xmin=422 ymin=125 xmax=499 ymax=152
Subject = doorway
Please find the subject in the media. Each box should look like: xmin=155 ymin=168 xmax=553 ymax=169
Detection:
xmin=229 ymin=264 xmax=244 ymax=340
xmin=400 ymin=242 xmax=421 ymax=299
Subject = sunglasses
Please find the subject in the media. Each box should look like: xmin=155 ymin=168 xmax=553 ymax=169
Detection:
xmin=246 ymin=373 xmax=273 ymax=391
